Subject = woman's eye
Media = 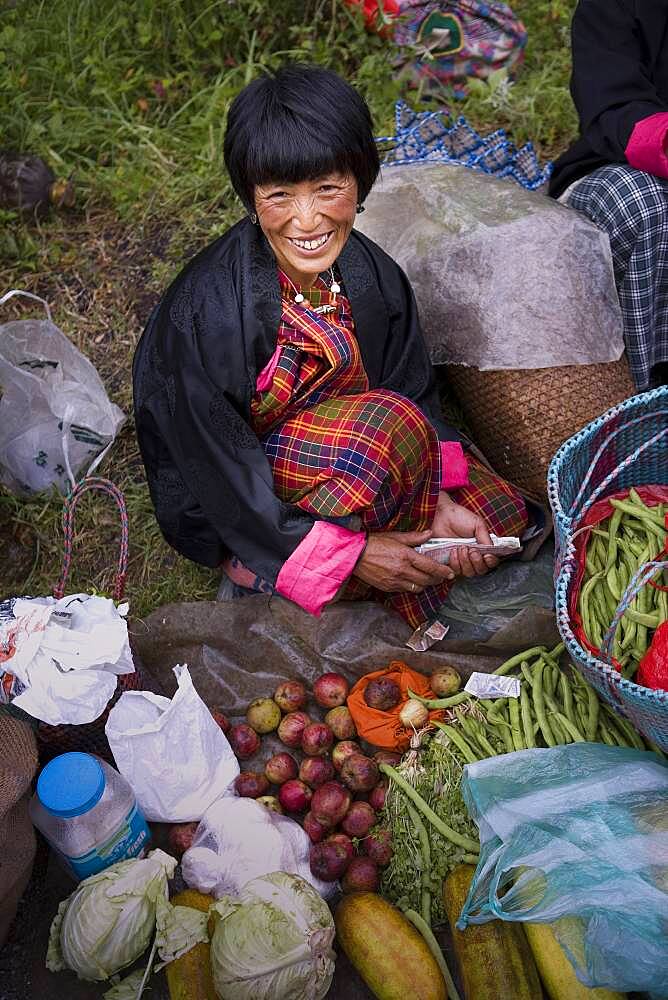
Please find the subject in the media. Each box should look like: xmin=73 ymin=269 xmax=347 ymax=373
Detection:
xmin=268 ymin=191 xmax=288 ymax=200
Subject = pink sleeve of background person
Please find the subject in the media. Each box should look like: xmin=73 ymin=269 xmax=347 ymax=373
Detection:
xmin=440 ymin=440 xmax=470 ymax=490
xmin=275 ymin=521 xmax=366 ymax=616
xmin=625 ymin=111 xmax=668 ymax=179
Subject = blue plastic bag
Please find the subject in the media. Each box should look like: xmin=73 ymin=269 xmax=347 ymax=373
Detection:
xmin=458 ymin=744 xmax=668 ymax=995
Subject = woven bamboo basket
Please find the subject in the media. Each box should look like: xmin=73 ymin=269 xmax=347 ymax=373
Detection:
xmin=446 ymin=357 xmax=636 ymax=500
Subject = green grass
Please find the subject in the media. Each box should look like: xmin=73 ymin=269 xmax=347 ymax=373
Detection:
xmin=0 ymin=0 xmax=578 ymax=616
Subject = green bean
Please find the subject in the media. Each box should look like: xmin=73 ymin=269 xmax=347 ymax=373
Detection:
xmin=597 ymin=724 xmax=616 ymax=746
xmin=553 ymin=711 xmax=585 ymax=742
xmin=547 ymin=710 xmax=568 ymax=743
xmin=606 ymin=710 xmax=644 ymax=751
xmin=606 ymin=564 xmax=622 ymax=602
xmin=487 ymin=714 xmax=515 ymax=754
xmin=520 ymin=683 xmax=536 ymax=749
xmin=532 ymin=662 xmax=556 ymax=747
xmin=580 ymin=571 xmax=605 ymax=644
xmin=559 ymin=672 xmax=576 ymax=726
xmin=610 ymin=497 xmax=666 ymax=530
xmin=404 ymin=909 xmax=462 ymax=1000
xmin=620 ymin=616 xmax=637 ymax=650
xmin=379 ymin=763 xmax=480 ymax=853
xmin=406 ymin=802 xmax=432 ymax=927
xmin=621 ymin=660 xmax=638 ymax=680
xmin=407 ymin=687 xmax=470 ymax=710
xmin=624 ymin=608 xmax=661 ymax=628
xmin=605 ymin=507 xmax=623 ymax=570
xmin=456 ymin=712 xmax=489 ymax=758
xmin=542 ymin=662 xmax=557 ymax=698
xmin=520 ymin=661 xmax=535 ymax=687
xmin=432 ymin=722 xmax=479 ymax=765
xmin=582 ymin=677 xmax=600 ymax=742
xmin=508 ymin=696 xmax=525 ymax=751
xmin=494 ymin=647 xmax=550 ymax=675
xmin=464 ymin=716 xmax=498 ymax=758
xmin=486 ymin=697 xmax=510 ymax=720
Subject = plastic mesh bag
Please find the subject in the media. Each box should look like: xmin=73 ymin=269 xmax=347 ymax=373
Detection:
xmin=0 ymin=290 xmax=124 ymax=495
xmin=457 ymin=743 xmax=668 ymax=994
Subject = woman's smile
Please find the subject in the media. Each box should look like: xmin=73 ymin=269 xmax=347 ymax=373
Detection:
xmin=286 ymin=231 xmax=333 ymax=252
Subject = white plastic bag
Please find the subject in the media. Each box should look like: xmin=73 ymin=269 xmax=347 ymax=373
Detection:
xmin=0 ymin=289 xmax=124 ymax=495
xmin=105 ymin=664 xmax=239 ymax=822
xmin=181 ymin=796 xmax=336 ymax=900
xmin=0 ymin=593 xmax=133 ymax=725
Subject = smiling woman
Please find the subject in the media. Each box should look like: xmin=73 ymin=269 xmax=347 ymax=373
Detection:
xmin=133 ymin=65 xmax=529 ymax=629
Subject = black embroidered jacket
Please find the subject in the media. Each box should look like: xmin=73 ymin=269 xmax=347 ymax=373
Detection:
xmin=549 ymin=0 xmax=668 ymax=198
xmin=132 ymin=218 xmax=460 ymax=581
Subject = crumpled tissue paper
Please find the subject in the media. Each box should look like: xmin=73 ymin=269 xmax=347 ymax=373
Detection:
xmin=0 ymin=593 xmax=133 ymax=725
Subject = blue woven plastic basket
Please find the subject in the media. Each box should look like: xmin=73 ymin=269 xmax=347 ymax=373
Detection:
xmin=547 ymin=386 xmax=668 ymax=749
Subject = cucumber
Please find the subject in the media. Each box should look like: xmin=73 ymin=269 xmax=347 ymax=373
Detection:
xmin=443 ymin=864 xmax=542 ymax=1000
xmin=524 ymin=922 xmax=626 ymax=1000
xmin=335 ymin=891 xmax=446 ymax=1000
xmin=165 ymin=889 xmax=216 ymax=1000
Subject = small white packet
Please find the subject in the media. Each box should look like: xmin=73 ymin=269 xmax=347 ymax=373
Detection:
xmin=464 ymin=672 xmax=521 ymax=699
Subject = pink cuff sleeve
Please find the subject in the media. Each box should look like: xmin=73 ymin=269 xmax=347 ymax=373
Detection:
xmin=440 ymin=441 xmax=469 ymax=490
xmin=256 ymin=345 xmax=282 ymax=392
xmin=625 ymin=112 xmax=668 ymax=179
xmin=275 ymin=521 xmax=367 ymax=616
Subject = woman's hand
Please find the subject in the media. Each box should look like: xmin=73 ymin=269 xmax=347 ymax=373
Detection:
xmin=353 ymin=529 xmax=455 ymax=594
xmin=431 ymin=492 xmax=499 ymax=578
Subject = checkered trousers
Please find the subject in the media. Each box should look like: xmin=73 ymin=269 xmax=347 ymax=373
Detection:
xmin=563 ymin=165 xmax=668 ymax=389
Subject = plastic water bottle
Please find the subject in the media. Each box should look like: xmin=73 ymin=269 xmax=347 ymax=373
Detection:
xmin=29 ymin=752 xmax=151 ymax=880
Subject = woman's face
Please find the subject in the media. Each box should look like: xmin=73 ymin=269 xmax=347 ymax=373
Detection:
xmin=254 ymin=172 xmax=358 ymax=288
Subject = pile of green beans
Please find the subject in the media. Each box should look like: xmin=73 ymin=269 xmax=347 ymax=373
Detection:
xmin=579 ymin=489 xmax=667 ymax=678
xmin=411 ymin=643 xmax=663 ymax=756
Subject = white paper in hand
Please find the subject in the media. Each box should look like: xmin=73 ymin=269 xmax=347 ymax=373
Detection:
xmin=105 ymin=664 xmax=239 ymax=822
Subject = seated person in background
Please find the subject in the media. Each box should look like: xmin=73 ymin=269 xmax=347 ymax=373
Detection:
xmin=549 ymin=0 xmax=668 ymax=390
xmin=133 ymin=65 xmax=528 ymax=630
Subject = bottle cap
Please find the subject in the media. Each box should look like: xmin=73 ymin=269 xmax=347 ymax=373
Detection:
xmin=37 ymin=752 xmax=105 ymax=818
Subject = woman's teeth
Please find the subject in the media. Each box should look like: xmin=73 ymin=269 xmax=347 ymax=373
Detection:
xmin=289 ymin=233 xmax=330 ymax=250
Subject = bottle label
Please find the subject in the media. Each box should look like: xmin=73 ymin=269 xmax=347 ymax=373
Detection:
xmin=62 ymin=803 xmax=151 ymax=880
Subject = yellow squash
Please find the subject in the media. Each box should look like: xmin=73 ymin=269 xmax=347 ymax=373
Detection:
xmin=524 ymin=922 xmax=626 ymax=1000
xmin=443 ymin=864 xmax=542 ymax=1000
xmin=165 ymin=889 xmax=217 ymax=1000
xmin=335 ymin=891 xmax=446 ymax=1000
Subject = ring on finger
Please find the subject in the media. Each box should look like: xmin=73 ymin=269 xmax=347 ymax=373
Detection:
xmin=411 ymin=582 xmax=416 ymax=592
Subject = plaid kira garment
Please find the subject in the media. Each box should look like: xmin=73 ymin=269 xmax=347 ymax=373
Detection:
xmin=562 ymin=165 xmax=668 ymax=389
xmin=239 ymin=269 xmax=527 ymax=627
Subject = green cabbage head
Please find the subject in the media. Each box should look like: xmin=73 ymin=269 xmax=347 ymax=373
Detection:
xmin=210 ymin=871 xmax=335 ymax=1000
xmin=46 ymin=848 xmax=176 ymax=981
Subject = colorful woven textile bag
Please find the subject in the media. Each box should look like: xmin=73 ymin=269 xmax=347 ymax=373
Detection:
xmin=548 ymin=387 xmax=668 ymax=748
xmin=348 ymin=0 xmax=527 ymax=96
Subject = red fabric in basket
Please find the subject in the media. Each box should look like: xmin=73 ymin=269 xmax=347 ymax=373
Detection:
xmin=637 ymin=621 xmax=668 ymax=690
xmin=569 ymin=485 xmax=668 ymax=671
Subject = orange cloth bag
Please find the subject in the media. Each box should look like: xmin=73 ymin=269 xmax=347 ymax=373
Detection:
xmin=347 ymin=660 xmax=444 ymax=751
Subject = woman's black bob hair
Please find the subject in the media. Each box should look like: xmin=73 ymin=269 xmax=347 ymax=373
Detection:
xmin=223 ymin=65 xmax=380 ymax=211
